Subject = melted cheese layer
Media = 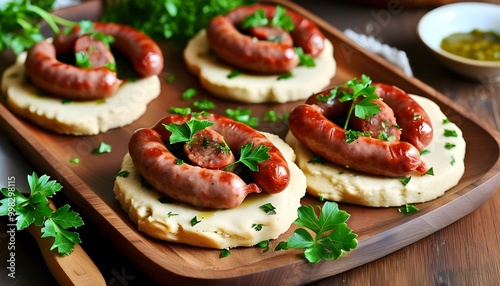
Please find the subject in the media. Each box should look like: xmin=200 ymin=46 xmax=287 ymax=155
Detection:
xmin=183 ymin=30 xmax=336 ymax=103
xmin=285 ymin=95 xmax=466 ymax=207
xmin=113 ymin=132 xmax=307 ymax=249
xmin=1 ymin=52 xmax=160 ymax=135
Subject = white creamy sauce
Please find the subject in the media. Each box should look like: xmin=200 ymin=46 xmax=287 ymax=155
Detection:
xmin=183 ymin=30 xmax=337 ymax=103
xmin=285 ymin=95 xmax=466 ymax=207
xmin=1 ymin=52 xmax=160 ymax=135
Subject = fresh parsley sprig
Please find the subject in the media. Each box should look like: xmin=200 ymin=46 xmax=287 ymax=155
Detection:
xmin=0 ymin=172 xmax=84 ymax=255
xmin=102 ymin=0 xmax=254 ymax=43
xmin=164 ymin=118 xmax=214 ymax=144
xmin=242 ymin=5 xmax=294 ymax=32
xmin=0 ymin=0 xmax=76 ymax=54
xmin=225 ymin=107 xmax=259 ymax=127
xmin=286 ymin=201 xmax=358 ymax=263
xmin=338 ymin=74 xmax=380 ymax=129
xmin=225 ymin=143 xmax=271 ymax=171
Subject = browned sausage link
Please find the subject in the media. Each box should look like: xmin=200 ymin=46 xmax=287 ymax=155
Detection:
xmin=54 ymin=22 xmax=164 ymax=77
xmin=349 ymin=99 xmax=402 ymax=141
xmin=74 ymin=35 xmax=116 ymax=68
xmin=288 ymin=104 xmax=428 ymax=177
xmin=183 ymin=127 xmax=236 ymax=169
xmin=206 ymin=4 xmax=325 ymax=74
xmin=374 ymin=83 xmax=433 ymax=150
xmin=129 ymin=128 xmax=260 ymax=209
xmin=153 ymin=113 xmax=291 ymax=194
xmin=24 ymin=40 xmax=122 ymax=100
xmin=208 ymin=113 xmax=290 ymax=194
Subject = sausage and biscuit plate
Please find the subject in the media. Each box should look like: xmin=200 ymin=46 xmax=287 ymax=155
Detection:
xmin=1 ymin=22 xmax=163 ymax=136
xmin=113 ymin=113 xmax=307 ymax=248
xmin=285 ymin=77 xmax=466 ymax=207
xmin=183 ymin=4 xmax=336 ymax=103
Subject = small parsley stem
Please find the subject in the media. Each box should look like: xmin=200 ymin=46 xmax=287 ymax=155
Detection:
xmin=343 ymin=102 xmax=355 ymax=130
xmin=26 ymin=3 xmax=76 ymax=34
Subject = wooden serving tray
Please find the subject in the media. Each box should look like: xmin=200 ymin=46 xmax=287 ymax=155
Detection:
xmin=1 ymin=0 xmax=499 ymax=285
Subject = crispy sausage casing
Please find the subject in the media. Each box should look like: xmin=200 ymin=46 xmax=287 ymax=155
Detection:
xmin=128 ymin=113 xmax=291 ymax=208
xmin=129 ymin=128 xmax=260 ymax=209
xmin=288 ymin=104 xmax=427 ymax=177
xmin=206 ymin=4 xmax=325 ymax=74
xmin=24 ymin=22 xmax=164 ymax=100
xmin=24 ymin=40 xmax=122 ymax=100
xmin=54 ymin=22 xmax=164 ymax=77
xmin=374 ymin=83 xmax=433 ymax=150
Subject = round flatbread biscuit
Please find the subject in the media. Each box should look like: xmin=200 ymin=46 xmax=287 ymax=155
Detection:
xmin=113 ymin=132 xmax=307 ymax=249
xmin=183 ymin=29 xmax=336 ymax=103
xmin=285 ymin=95 xmax=466 ymax=207
xmin=1 ymin=52 xmax=160 ymax=136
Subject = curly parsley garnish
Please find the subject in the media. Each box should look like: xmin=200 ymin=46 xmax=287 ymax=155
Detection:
xmin=286 ymin=202 xmax=358 ymax=263
xmin=0 ymin=173 xmax=84 ymax=255
xmin=242 ymin=5 xmax=294 ymax=32
xmin=339 ymin=75 xmax=380 ymax=129
xmin=164 ymin=118 xmax=214 ymax=144
xmin=224 ymin=143 xmax=271 ymax=171
xmin=0 ymin=0 xmax=75 ymax=54
xmin=225 ymin=107 xmax=259 ymax=127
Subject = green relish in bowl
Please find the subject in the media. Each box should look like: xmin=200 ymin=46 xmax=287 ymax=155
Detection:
xmin=441 ymin=29 xmax=500 ymax=61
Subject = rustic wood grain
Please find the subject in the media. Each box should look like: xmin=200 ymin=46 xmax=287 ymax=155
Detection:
xmin=0 ymin=0 xmax=499 ymax=285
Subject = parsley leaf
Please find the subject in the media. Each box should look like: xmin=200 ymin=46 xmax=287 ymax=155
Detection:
xmin=102 ymin=0 xmax=253 ymax=43
xmin=242 ymin=5 xmax=294 ymax=32
xmin=0 ymin=0 xmax=76 ymax=54
xmin=164 ymin=118 xmax=214 ymax=144
xmin=287 ymin=202 xmax=358 ymax=263
xmin=270 ymin=5 xmax=294 ymax=31
xmin=242 ymin=9 xmax=268 ymax=29
xmin=259 ymin=203 xmax=277 ymax=215
xmin=92 ymin=141 xmax=112 ymax=154
xmin=398 ymin=204 xmax=419 ymax=214
xmin=225 ymin=143 xmax=271 ymax=171
xmin=225 ymin=108 xmax=259 ymax=127
xmin=339 ymin=74 xmax=380 ymax=129
xmin=0 ymin=173 xmax=84 ymax=255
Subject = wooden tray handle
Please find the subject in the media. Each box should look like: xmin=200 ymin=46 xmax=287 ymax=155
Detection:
xmin=26 ymin=199 xmax=106 ymax=286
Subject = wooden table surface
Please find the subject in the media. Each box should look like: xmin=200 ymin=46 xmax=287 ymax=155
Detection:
xmin=1 ymin=1 xmax=499 ymax=285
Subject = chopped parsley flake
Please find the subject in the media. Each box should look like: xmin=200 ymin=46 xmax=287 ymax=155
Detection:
xmin=259 ymin=203 xmax=277 ymax=215
xmin=191 ymin=216 xmax=201 ymax=226
xmin=169 ymin=106 xmax=192 ymax=115
xmin=92 ymin=141 xmax=112 ymax=154
xmin=115 ymin=170 xmax=130 ymax=178
xmin=257 ymin=240 xmax=270 ymax=252
xmin=420 ymin=149 xmax=431 ymax=155
xmin=167 ymin=211 xmax=178 ymax=217
xmin=220 ymin=248 xmax=231 ymax=258
xmin=398 ymin=204 xmax=419 ymax=214
xmin=227 ymin=70 xmax=241 ymax=79
xmin=445 ymin=143 xmax=456 ymax=150
xmin=277 ymin=72 xmax=293 ymax=80
xmin=252 ymin=223 xmax=263 ymax=231
xmin=181 ymin=88 xmax=197 ymax=100
xmin=444 ymin=129 xmax=458 ymax=137
xmin=193 ymin=98 xmax=216 ymax=110
xmin=166 ymin=74 xmax=175 ymax=83
xmin=425 ymin=167 xmax=434 ymax=176
xmin=399 ymin=176 xmax=411 ymax=186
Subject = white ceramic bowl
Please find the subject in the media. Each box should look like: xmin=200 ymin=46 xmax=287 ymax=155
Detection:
xmin=417 ymin=2 xmax=500 ymax=81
